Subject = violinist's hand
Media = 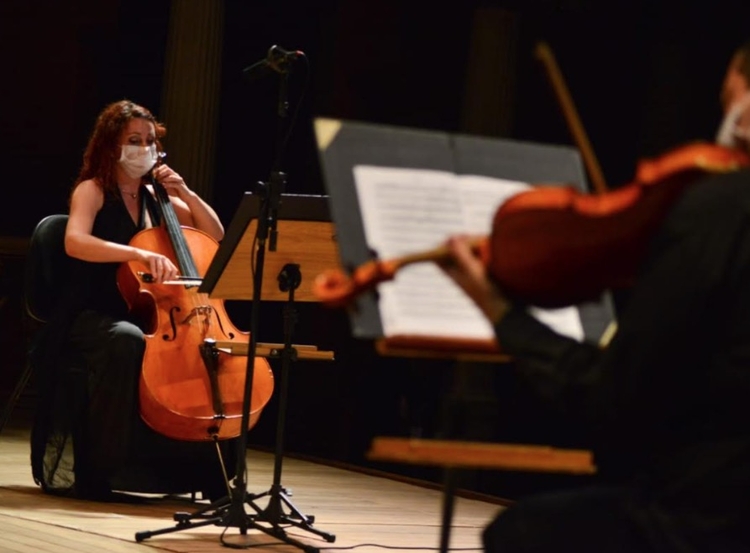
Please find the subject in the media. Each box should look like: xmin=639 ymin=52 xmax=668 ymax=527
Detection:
xmin=153 ymin=163 xmax=190 ymax=200
xmin=137 ymin=249 xmax=180 ymax=284
xmin=441 ymin=236 xmax=510 ymax=325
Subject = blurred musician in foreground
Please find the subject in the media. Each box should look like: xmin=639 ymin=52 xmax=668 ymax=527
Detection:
xmin=717 ymin=40 xmax=750 ymax=153
xmin=445 ymin=169 xmax=750 ymax=552
xmin=443 ymin=106 xmax=750 ymax=553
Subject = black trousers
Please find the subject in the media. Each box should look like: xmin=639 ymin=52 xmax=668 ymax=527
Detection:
xmin=484 ymin=485 xmax=750 ymax=553
xmin=68 ymin=309 xmax=234 ymax=497
xmin=482 ymin=487 xmax=750 ymax=553
xmin=484 ymin=486 xmax=653 ymax=552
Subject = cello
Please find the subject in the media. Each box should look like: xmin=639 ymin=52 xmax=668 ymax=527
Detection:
xmin=117 ymin=169 xmax=274 ymax=442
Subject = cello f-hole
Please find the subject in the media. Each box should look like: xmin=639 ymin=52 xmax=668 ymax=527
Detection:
xmin=162 ymin=306 xmax=180 ymax=341
xmin=212 ymin=310 xmax=236 ymax=340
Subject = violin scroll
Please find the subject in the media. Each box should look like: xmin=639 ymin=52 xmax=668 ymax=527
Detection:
xmin=312 ymin=266 xmax=388 ymax=309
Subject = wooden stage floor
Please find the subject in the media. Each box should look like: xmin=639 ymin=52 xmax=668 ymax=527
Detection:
xmin=0 ymin=411 xmax=501 ymax=553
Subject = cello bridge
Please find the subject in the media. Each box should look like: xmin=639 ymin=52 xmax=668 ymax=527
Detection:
xmin=181 ymin=305 xmax=213 ymax=325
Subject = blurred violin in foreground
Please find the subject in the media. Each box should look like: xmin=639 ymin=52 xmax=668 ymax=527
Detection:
xmin=313 ymin=142 xmax=750 ymax=309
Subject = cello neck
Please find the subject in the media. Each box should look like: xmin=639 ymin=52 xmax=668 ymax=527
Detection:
xmin=150 ymin=174 xmax=200 ymax=279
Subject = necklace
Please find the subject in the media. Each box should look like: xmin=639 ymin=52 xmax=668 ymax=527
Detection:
xmin=119 ymin=187 xmax=138 ymax=199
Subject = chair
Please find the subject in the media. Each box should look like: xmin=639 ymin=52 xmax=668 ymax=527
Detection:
xmin=5 ymin=214 xmax=233 ymax=499
xmin=0 ymin=214 xmax=69 ymax=433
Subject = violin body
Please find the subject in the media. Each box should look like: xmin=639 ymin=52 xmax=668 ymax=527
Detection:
xmin=488 ymin=143 xmax=750 ymax=307
xmin=117 ymin=225 xmax=274 ymax=442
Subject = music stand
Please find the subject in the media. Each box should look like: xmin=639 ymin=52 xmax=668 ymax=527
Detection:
xmin=314 ymin=117 xmax=615 ymax=348
xmin=202 ymin=192 xmax=338 ymax=303
xmin=135 ymin=193 xmax=337 ymax=550
xmin=314 ymin=118 xmax=613 ymax=553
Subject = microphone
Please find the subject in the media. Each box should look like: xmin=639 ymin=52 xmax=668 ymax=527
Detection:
xmin=242 ymin=45 xmax=303 ymax=81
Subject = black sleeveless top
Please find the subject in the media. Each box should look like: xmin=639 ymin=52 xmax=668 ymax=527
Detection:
xmin=30 ymin=184 xmax=161 ymax=488
xmin=68 ymin=186 xmax=161 ymax=319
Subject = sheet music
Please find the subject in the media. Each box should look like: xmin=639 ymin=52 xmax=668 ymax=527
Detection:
xmin=353 ymin=165 xmax=584 ymax=342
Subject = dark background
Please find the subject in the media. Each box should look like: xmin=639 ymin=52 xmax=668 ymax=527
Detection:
xmin=2 ymin=0 xmax=750 ymax=499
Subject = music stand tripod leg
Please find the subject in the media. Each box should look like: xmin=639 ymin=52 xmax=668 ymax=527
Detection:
xmin=248 ymin=262 xmax=336 ymax=543
xmin=438 ymin=468 xmax=458 ymax=553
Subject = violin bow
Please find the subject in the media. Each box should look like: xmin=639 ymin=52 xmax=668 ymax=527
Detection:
xmin=534 ymin=41 xmax=609 ymax=195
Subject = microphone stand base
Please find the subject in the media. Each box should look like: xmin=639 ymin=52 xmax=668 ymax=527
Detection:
xmin=134 ymin=487 xmax=332 ymax=552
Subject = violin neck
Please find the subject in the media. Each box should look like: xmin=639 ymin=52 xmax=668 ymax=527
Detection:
xmin=398 ymin=247 xmax=450 ymax=267
xmin=396 ymin=236 xmax=486 ymax=269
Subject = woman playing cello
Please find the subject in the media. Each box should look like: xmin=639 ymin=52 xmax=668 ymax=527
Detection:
xmin=32 ymin=100 xmax=244 ymax=500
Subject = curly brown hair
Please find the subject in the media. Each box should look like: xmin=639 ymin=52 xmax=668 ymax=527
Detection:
xmin=73 ymin=99 xmax=166 ymax=196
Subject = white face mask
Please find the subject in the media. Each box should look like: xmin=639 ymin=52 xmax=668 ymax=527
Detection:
xmin=118 ymin=144 xmax=158 ymax=179
xmin=716 ymin=92 xmax=750 ymax=148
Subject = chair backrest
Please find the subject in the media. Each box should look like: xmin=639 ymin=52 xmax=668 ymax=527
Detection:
xmin=24 ymin=214 xmax=72 ymax=323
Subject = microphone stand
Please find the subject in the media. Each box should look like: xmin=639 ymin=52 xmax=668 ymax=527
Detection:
xmin=135 ymin=52 xmax=331 ymax=552
xmin=238 ymin=61 xmax=334 ymax=548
